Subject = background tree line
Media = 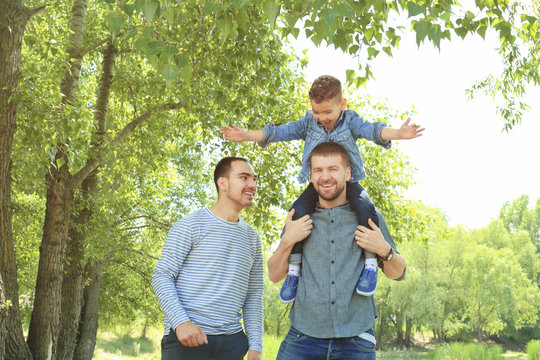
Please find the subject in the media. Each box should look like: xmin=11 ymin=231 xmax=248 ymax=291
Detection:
xmin=263 ymin=195 xmax=540 ymax=349
xmin=1 ymin=0 xmax=540 ymax=359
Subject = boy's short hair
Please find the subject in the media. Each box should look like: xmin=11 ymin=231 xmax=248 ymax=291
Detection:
xmin=309 ymin=75 xmax=342 ymax=103
xmin=213 ymin=157 xmax=249 ymax=193
xmin=309 ymin=142 xmax=350 ymax=168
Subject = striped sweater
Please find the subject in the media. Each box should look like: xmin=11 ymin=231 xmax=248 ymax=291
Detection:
xmin=152 ymin=208 xmax=264 ymax=352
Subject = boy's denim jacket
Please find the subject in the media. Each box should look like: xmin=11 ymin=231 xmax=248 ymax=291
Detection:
xmin=257 ymin=110 xmax=391 ymax=183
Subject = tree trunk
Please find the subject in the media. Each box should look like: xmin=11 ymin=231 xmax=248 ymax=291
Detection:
xmin=73 ymin=260 xmax=103 ymax=360
xmin=55 ymin=205 xmax=86 ymax=360
xmin=56 ymin=42 xmax=115 ymax=360
xmin=26 ymin=0 xmax=87 ymax=358
xmin=0 ymin=273 xmax=7 ymax=360
xmin=404 ymin=317 xmax=412 ymax=348
xmin=0 ymin=1 xmax=41 ymax=359
xmin=26 ymin=163 xmax=72 ymax=360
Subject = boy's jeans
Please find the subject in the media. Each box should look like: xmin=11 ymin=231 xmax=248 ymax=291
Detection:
xmin=276 ymin=326 xmax=376 ymax=360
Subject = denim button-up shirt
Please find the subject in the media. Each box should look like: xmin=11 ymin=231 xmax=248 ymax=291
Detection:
xmin=257 ymin=110 xmax=391 ymax=183
xmin=290 ymin=201 xmax=403 ymax=338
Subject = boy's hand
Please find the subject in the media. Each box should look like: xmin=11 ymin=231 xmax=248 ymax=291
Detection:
xmin=220 ymin=124 xmax=247 ymax=142
xmin=398 ymin=118 xmax=425 ymax=139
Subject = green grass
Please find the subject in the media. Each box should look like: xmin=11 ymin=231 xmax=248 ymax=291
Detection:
xmin=526 ymin=339 xmax=540 ymax=360
xmin=93 ymin=329 xmax=528 ymax=360
xmin=429 ymin=342 xmax=504 ymax=360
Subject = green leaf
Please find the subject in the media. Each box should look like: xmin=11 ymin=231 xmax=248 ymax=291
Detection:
xmin=263 ymin=2 xmax=281 ymax=27
xmin=236 ymin=10 xmax=248 ymax=30
xmin=146 ymin=40 xmax=165 ymax=56
xmin=407 ymin=2 xmax=424 ymax=17
xmin=108 ymin=14 xmax=125 ymax=39
xmin=160 ymin=64 xmax=179 ymax=86
xmin=180 ymin=63 xmax=193 ymax=83
xmin=429 ymin=25 xmax=442 ymax=49
xmin=121 ymin=4 xmax=136 ymax=17
xmin=337 ymin=1 xmax=356 ymax=18
xmin=218 ymin=18 xmax=233 ymax=41
xmin=367 ymin=47 xmax=379 ymax=59
xmin=413 ymin=20 xmax=432 ymax=45
xmin=142 ymin=0 xmax=158 ymax=23
xmin=455 ymin=27 xmax=468 ymax=39
xmin=163 ymin=45 xmax=178 ymax=59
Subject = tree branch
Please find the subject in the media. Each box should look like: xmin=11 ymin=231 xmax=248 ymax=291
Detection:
xmin=81 ymin=36 xmax=112 ymax=57
xmin=68 ymin=102 xmax=185 ymax=191
xmin=25 ymin=5 xmax=46 ymax=21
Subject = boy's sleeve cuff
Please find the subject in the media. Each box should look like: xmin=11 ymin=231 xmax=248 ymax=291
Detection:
xmin=256 ymin=124 xmax=274 ymax=148
xmin=374 ymin=122 xmax=392 ymax=149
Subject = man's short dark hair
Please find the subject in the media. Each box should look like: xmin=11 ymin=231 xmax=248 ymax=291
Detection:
xmin=213 ymin=157 xmax=249 ymax=193
xmin=309 ymin=142 xmax=350 ymax=168
xmin=309 ymin=75 xmax=342 ymax=104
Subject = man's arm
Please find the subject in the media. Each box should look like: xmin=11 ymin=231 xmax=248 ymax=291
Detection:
xmin=242 ymin=235 xmax=264 ymax=355
xmin=267 ymin=209 xmax=313 ymax=283
xmin=354 ymin=218 xmax=406 ymax=280
xmin=380 ymin=118 xmax=424 ymax=141
xmin=152 ymin=220 xmax=208 ymax=347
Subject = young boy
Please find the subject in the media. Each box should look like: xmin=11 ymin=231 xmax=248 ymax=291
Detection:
xmin=220 ymin=75 xmax=423 ymax=303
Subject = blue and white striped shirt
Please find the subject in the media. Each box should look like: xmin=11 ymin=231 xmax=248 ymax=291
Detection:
xmin=152 ymin=208 xmax=264 ymax=352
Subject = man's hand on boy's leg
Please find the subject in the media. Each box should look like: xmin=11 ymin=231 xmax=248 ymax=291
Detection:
xmin=283 ymin=209 xmax=313 ymax=246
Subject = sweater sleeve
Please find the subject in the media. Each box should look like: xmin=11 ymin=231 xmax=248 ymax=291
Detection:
xmin=242 ymin=234 xmax=264 ymax=353
xmin=152 ymin=219 xmax=193 ymax=331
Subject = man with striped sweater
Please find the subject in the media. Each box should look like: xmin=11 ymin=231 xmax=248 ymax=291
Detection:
xmin=153 ymin=157 xmax=263 ymax=360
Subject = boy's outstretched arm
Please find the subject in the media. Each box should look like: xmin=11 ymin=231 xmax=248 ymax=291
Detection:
xmin=380 ymin=118 xmax=425 ymax=141
xmin=220 ymin=124 xmax=265 ymax=143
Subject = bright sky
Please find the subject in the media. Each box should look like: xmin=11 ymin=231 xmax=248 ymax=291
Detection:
xmin=293 ymin=26 xmax=540 ymax=228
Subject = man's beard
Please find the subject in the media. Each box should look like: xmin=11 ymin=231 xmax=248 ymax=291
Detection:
xmin=316 ymin=181 xmax=346 ymax=202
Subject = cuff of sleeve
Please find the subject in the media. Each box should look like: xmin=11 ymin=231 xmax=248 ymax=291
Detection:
xmin=249 ymin=345 xmax=263 ymax=353
xmin=256 ymin=124 xmax=274 ymax=148
xmin=170 ymin=313 xmax=190 ymax=332
xmin=374 ymin=122 xmax=392 ymax=149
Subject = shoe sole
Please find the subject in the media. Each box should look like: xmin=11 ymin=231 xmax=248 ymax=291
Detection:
xmin=356 ymin=288 xmax=376 ymax=296
xmin=279 ymin=296 xmax=295 ymax=304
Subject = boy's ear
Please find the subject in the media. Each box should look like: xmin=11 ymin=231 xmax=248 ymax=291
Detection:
xmin=340 ymin=98 xmax=347 ymax=110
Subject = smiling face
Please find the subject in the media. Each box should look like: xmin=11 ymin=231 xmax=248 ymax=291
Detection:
xmin=218 ymin=160 xmax=257 ymax=209
xmin=310 ymin=153 xmax=351 ymax=208
xmin=311 ymin=96 xmax=347 ymax=131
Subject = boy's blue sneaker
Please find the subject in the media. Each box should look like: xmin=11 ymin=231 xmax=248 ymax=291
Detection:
xmin=280 ymin=274 xmax=299 ymax=303
xmin=356 ymin=268 xmax=377 ymax=296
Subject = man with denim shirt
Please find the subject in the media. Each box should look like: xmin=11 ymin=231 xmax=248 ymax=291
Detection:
xmin=268 ymin=142 xmax=406 ymax=360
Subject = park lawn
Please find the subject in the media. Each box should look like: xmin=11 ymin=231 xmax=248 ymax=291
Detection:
xmin=93 ymin=328 xmax=526 ymax=360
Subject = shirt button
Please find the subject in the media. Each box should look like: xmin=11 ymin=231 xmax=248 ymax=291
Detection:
xmin=331 ymin=301 xmax=335 ymax=305
xmin=331 ymin=240 xmax=334 ymax=244
xmin=331 ymin=260 xmax=335 ymax=264
xmin=331 ymin=219 xmax=334 ymax=223
xmin=331 ymin=281 xmax=335 ymax=285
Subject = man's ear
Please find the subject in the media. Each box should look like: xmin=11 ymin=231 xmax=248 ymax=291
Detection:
xmin=345 ymin=166 xmax=351 ymax=181
xmin=217 ymin=176 xmax=227 ymax=193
